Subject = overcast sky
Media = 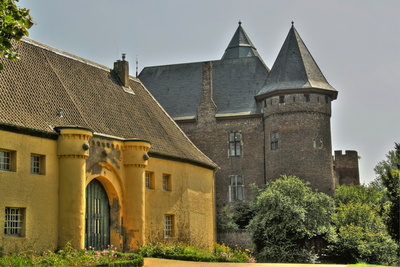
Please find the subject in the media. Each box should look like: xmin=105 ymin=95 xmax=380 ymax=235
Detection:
xmin=18 ymin=0 xmax=399 ymax=184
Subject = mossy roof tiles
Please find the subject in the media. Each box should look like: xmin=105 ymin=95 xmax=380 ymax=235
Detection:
xmin=0 ymin=38 xmax=216 ymax=169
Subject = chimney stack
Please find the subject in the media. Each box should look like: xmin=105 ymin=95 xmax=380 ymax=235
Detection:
xmin=113 ymin=54 xmax=129 ymax=87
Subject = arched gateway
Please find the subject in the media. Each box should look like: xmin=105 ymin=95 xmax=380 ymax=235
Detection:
xmin=85 ymin=179 xmax=110 ymax=249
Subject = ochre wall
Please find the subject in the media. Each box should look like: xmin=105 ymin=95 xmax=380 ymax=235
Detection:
xmin=0 ymin=130 xmax=59 ymax=254
xmin=145 ymin=158 xmax=216 ymax=249
xmin=0 ymin=130 xmax=216 ymax=254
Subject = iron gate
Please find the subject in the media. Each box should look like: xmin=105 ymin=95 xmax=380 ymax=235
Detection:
xmin=85 ymin=179 xmax=110 ymax=250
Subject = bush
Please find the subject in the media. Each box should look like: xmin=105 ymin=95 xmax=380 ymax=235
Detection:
xmin=326 ymin=190 xmax=399 ymax=265
xmin=137 ymin=242 xmax=255 ymax=263
xmin=248 ymin=175 xmax=334 ymax=263
xmin=0 ymin=244 xmax=144 ymax=267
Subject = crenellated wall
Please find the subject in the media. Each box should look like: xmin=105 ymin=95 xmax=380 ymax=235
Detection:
xmin=333 ymin=150 xmax=360 ymax=186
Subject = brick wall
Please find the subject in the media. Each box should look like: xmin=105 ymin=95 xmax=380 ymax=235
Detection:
xmin=334 ymin=150 xmax=360 ymax=185
xmin=263 ymin=93 xmax=335 ymax=195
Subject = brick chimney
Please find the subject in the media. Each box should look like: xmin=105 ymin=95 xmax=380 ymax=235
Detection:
xmin=113 ymin=54 xmax=129 ymax=87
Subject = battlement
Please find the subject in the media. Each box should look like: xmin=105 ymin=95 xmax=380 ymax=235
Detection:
xmin=333 ymin=150 xmax=360 ymax=185
xmin=263 ymin=93 xmax=332 ymax=118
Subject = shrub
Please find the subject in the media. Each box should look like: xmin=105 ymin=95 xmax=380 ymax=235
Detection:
xmin=137 ymin=242 xmax=255 ymax=263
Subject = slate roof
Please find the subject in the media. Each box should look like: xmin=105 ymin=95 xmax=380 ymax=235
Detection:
xmin=221 ymin=21 xmax=263 ymax=61
xmin=0 ymin=38 xmax=217 ymax=169
xmin=139 ymin=22 xmax=269 ymax=118
xmin=256 ymin=24 xmax=337 ymax=100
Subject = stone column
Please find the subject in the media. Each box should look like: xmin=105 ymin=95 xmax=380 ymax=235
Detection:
xmin=122 ymin=140 xmax=151 ymax=251
xmin=55 ymin=126 xmax=93 ymax=249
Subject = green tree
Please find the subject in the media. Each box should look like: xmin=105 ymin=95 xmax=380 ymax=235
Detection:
xmin=326 ymin=184 xmax=399 ymax=265
xmin=248 ymin=175 xmax=334 ymax=263
xmin=373 ymin=143 xmax=400 ymax=243
xmin=0 ymin=0 xmax=34 ymax=70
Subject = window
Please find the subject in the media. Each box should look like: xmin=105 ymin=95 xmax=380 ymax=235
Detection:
xmin=4 ymin=207 xmax=25 ymax=237
xmin=31 ymin=154 xmax=45 ymax=175
xmin=229 ymin=132 xmax=242 ymax=157
xmin=145 ymin=171 xmax=154 ymax=189
xmin=325 ymin=95 xmax=330 ymax=104
xmin=270 ymin=131 xmax=279 ymax=150
xmin=279 ymin=95 xmax=285 ymax=104
xmin=0 ymin=149 xmax=15 ymax=171
xmin=162 ymin=174 xmax=171 ymax=191
xmin=164 ymin=215 xmax=174 ymax=237
xmin=304 ymin=94 xmax=310 ymax=102
xmin=229 ymin=175 xmax=244 ymax=202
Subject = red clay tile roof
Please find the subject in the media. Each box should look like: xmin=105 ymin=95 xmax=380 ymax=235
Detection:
xmin=0 ymin=38 xmax=216 ymax=169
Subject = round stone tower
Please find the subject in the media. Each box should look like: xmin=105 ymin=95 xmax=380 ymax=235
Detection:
xmin=256 ymin=24 xmax=338 ymax=195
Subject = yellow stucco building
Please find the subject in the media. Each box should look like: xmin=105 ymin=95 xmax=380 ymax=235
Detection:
xmin=0 ymin=39 xmax=217 ymax=254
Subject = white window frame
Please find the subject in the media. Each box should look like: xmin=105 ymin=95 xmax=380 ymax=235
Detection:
xmin=0 ymin=149 xmax=14 ymax=171
xmin=164 ymin=215 xmax=174 ymax=238
xmin=229 ymin=175 xmax=244 ymax=202
xmin=4 ymin=207 xmax=25 ymax=237
xmin=162 ymin=174 xmax=171 ymax=191
xmin=30 ymin=154 xmax=45 ymax=174
xmin=145 ymin=171 xmax=154 ymax=189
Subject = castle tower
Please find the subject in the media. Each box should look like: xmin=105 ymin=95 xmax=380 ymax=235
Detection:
xmin=256 ymin=23 xmax=338 ymax=194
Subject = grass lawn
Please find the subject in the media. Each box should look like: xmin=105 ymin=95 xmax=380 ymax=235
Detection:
xmin=347 ymin=264 xmax=394 ymax=267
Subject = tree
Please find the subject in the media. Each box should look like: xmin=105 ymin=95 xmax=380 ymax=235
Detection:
xmin=326 ymin=184 xmax=399 ymax=265
xmin=247 ymin=175 xmax=334 ymax=263
xmin=0 ymin=0 xmax=34 ymax=70
xmin=373 ymin=143 xmax=400 ymax=243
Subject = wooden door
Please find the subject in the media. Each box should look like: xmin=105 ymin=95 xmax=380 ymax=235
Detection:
xmin=85 ymin=179 xmax=110 ymax=250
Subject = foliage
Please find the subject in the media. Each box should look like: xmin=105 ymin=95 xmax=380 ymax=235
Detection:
xmin=373 ymin=143 xmax=400 ymax=243
xmin=231 ymin=201 xmax=255 ymax=229
xmin=247 ymin=175 xmax=334 ymax=263
xmin=0 ymin=243 xmax=143 ymax=266
xmin=137 ymin=242 xmax=255 ymax=263
xmin=326 ymin=185 xmax=399 ymax=265
xmin=216 ymin=205 xmax=239 ymax=231
xmin=0 ymin=0 xmax=34 ymax=70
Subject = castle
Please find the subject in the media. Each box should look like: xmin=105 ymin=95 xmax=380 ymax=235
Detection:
xmin=139 ymin=22 xmax=360 ymax=209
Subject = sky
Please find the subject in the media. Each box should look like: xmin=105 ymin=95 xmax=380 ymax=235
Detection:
xmin=18 ymin=0 xmax=399 ymax=184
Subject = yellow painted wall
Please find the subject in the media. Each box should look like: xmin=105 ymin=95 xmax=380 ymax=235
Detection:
xmin=145 ymin=158 xmax=216 ymax=249
xmin=0 ymin=129 xmax=216 ymax=254
xmin=0 ymin=130 xmax=59 ymax=254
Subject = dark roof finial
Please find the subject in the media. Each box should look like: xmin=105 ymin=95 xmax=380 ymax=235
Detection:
xmin=291 ymin=21 xmax=294 ymax=27
xmin=122 ymin=53 xmax=126 ymax=61
xmin=238 ymin=20 xmax=242 ymax=26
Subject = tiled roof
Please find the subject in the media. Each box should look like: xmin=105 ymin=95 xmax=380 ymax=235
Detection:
xmin=256 ymin=25 xmax=337 ymax=99
xmin=0 ymin=38 xmax=216 ymax=169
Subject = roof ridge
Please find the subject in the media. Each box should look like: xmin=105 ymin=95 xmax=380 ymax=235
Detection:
xmin=22 ymin=37 xmax=112 ymax=72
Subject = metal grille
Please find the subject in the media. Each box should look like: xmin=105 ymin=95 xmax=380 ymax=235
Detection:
xmin=4 ymin=207 xmax=24 ymax=236
xmin=0 ymin=150 xmax=11 ymax=171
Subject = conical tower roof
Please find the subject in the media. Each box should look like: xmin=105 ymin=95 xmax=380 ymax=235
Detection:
xmin=256 ymin=23 xmax=337 ymax=100
xmin=222 ymin=21 xmax=262 ymax=60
